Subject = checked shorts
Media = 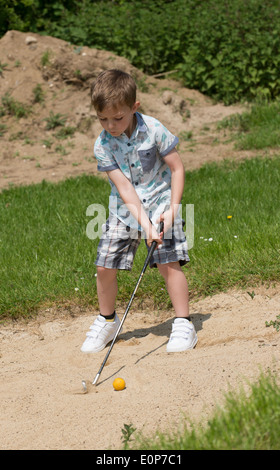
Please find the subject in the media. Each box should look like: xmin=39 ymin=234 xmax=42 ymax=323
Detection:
xmin=95 ymin=216 xmax=190 ymax=270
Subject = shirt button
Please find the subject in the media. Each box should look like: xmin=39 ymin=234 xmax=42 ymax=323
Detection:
xmin=131 ymin=163 xmax=135 ymax=167
xmin=135 ymin=181 xmax=138 ymax=186
xmin=143 ymin=198 xmax=146 ymax=203
xmin=127 ymin=143 xmax=131 ymax=146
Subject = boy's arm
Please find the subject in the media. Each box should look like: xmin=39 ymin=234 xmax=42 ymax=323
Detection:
xmin=159 ymin=148 xmax=185 ymax=231
xmin=107 ymin=168 xmax=162 ymax=245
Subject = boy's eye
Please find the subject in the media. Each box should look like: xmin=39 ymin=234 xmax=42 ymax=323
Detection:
xmin=99 ymin=117 xmax=123 ymax=122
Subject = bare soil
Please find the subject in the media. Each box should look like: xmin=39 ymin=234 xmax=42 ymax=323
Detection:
xmin=0 ymin=31 xmax=279 ymax=450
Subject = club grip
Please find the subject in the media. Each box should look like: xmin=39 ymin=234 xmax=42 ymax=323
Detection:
xmin=150 ymin=221 xmax=164 ymax=252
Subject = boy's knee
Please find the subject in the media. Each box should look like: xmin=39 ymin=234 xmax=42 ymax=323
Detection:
xmin=96 ymin=266 xmax=117 ymax=279
xmin=157 ymin=263 xmax=170 ymax=279
xmin=96 ymin=266 xmax=106 ymax=275
xmin=157 ymin=262 xmax=181 ymax=279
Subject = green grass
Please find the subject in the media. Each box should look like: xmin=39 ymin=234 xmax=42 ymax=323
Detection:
xmin=0 ymin=176 xmax=108 ymax=319
xmin=182 ymin=156 xmax=280 ymax=297
xmin=218 ymin=100 xmax=280 ymax=150
xmin=0 ymin=155 xmax=280 ymax=320
xmin=129 ymin=371 xmax=280 ymax=450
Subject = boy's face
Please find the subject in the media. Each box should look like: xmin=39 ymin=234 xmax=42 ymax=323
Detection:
xmin=96 ymin=102 xmax=140 ymax=138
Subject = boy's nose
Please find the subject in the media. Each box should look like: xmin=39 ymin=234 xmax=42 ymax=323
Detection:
xmin=107 ymin=121 xmax=115 ymax=131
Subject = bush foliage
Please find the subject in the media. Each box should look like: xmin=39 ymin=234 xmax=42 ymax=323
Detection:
xmin=1 ymin=0 xmax=280 ymax=103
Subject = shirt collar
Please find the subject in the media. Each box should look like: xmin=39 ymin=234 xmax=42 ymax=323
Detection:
xmin=135 ymin=112 xmax=147 ymax=133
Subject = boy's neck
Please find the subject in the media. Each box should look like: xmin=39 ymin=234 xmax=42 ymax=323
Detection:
xmin=125 ymin=113 xmax=137 ymax=139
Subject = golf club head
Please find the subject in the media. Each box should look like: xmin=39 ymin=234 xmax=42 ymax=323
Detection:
xmin=82 ymin=380 xmax=88 ymax=393
xmin=92 ymin=373 xmax=100 ymax=386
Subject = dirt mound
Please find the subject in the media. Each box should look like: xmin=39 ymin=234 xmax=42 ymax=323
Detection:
xmin=0 ymin=30 xmax=144 ymax=189
xmin=0 ymin=30 xmax=249 ymax=191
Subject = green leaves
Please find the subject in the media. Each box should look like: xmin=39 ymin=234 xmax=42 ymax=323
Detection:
xmin=2 ymin=0 xmax=280 ymax=104
xmin=174 ymin=0 xmax=280 ymax=103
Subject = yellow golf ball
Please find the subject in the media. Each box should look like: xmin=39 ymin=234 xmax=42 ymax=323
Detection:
xmin=113 ymin=377 xmax=126 ymax=391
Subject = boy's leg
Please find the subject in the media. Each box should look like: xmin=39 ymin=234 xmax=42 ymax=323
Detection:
xmin=149 ymin=215 xmax=197 ymax=352
xmin=81 ymin=218 xmax=141 ymax=353
xmin=157 ymin=262 xmax=189 ymax=318
xmin=96 ymin=266 xmax=118 ymax=317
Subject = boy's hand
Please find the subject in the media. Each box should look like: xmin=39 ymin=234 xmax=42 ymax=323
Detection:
xmin=146 ymin=223 xmax=163 ymax=247
xmin=157 ymin=208 xmax=174 ymax=234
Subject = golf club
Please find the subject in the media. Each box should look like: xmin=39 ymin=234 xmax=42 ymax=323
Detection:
xmin=82 ymin=221 xmax=164 ymax=392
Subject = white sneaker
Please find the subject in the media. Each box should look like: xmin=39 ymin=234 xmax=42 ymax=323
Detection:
xmin=81 ymin=314 xmax=121 ymax=353
xmin=166 ymin=318 xmax=197 ymax=353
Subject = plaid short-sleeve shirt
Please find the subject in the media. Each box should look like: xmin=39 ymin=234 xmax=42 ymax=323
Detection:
xmin=94 ymin=112 xmax=179 ymax=229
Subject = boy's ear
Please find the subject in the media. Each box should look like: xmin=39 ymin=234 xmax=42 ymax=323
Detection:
xmin=132 ymin=101 xmax=141 ymax=113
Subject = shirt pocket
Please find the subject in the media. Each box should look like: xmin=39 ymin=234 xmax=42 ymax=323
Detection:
xmin=138 ymin=146 xmax=157 ymax=172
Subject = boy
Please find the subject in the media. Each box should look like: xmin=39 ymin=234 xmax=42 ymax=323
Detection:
xmin=81 ymin=69 xmax=197 ymax=353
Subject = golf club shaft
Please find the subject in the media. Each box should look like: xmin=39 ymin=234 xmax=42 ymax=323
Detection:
xmin=92 ymin=223 xmax=163 ymax=386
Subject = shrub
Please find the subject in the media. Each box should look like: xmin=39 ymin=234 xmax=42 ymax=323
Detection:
xmin=2 ymin=0 xmax=280 ymax=104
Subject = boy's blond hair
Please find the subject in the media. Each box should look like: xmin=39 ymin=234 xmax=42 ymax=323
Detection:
xmin=91 ymin=69 xmax=137 ymax=112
